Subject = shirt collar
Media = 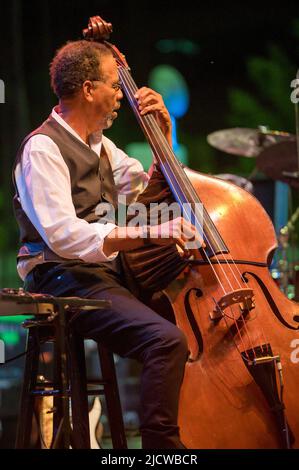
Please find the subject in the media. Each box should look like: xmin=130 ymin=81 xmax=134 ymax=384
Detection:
xmin=51 ymin=106 xmax=103 ymax=152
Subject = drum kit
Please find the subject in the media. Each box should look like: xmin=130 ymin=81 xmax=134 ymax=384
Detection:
xmin=207 ymin=126 xmax=299 ymax=300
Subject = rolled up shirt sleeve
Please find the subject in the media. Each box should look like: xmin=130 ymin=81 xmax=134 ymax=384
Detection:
xmin=15 ymin=135 xmax=118 ymax=263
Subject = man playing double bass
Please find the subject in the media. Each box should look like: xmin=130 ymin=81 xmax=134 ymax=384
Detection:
xmin=13 ymin=40 xmax=202 ymax=448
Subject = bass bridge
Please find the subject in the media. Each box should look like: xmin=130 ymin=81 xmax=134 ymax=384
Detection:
xmin=210 ymin=288 xmax=255 ymax=321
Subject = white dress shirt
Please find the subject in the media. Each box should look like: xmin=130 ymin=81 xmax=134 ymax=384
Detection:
xmin=15 ymin=107 xmax=150 ymax=280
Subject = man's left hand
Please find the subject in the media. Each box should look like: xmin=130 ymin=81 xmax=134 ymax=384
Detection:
xmin=134 ymin=87 xmax=172 ymax=146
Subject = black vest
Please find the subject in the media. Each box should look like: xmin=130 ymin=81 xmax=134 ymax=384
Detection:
xmin=13 ymin=114 xmax=118 ymax=259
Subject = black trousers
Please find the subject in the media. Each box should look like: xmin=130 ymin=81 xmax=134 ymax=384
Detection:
xmin=24 ymin=260 xmax=189 ymax=449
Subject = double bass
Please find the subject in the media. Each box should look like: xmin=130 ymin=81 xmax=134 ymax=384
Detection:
xmin=83 ymin=15 xmax=299 ymax=448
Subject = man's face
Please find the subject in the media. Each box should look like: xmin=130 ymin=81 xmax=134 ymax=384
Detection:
xmin=91 ymin=54 xmax=123 ymax=130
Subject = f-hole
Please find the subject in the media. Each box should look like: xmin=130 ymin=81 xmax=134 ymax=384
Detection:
xmin=184 ymin=288 xmax=204 ymax=360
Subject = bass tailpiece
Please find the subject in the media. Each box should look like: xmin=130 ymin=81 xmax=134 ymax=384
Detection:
xmin=241 ymin=343 xmax=294 ymax=449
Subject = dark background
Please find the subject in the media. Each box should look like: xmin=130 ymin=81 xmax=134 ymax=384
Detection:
xmin=0 ymin=1 xmax=299 ymax=260
xmin=0 ymin=0 xmax=298 ymax=448
xmin=1 ymin=1 xmax=299 ymax=260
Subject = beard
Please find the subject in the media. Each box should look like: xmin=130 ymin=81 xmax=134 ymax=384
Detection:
xmin=105 ymin=115 xmax=114 ymax=129
xmin=104 ymin=110 xmax=118 ymax=129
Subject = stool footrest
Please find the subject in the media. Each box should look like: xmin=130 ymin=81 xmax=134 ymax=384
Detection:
xmin=31 ymin=389 xmax=69 ymax=397
xmin=31 ymin=388 xmax=107 ymax=398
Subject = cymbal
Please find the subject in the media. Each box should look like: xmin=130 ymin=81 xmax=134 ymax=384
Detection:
xmin=207 ymin=127 xmax=293 ymax=158
xmin=257 ymin=140 xmax=299 ymax=189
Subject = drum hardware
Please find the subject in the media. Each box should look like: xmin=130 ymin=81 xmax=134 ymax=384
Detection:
xmin=207 ymin=126 xmax=294 ymax=158
xmin=257 ymin=140 xmax=299 ymax=189
xmin=272 ymin=207 xmax=299 ymax=299
xmin=207 ymin=126 xmax=299 ymax=297
xmin=284 ymin=88 xmax=299 ymax=184
xmin=207 ymin=125 xmax=298 ymax=188
xmin=214 ymin=173 xmax=254 ymax=192
xmin=257 ymin=91 xmax=299 ymax=188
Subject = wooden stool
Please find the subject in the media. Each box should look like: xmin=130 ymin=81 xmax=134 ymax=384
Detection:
xmin=15 ymin=313 xmax=127 ymax=449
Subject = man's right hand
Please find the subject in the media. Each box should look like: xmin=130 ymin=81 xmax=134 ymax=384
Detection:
xmin=103 ymin=217 xmax=204 ymax=258
xmin=149 ymin=217 xmax=204 ymax=256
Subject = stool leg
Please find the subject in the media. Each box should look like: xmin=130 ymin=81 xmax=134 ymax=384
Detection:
xmin=68 ymin=332 xmax=90 ymax=449
xmin=15 ymin=329 xmax=40 ymax=448
xmin=51 ymin=312 xmax=73 ymax=449
xmin=98 ymin=345 xmax=127 ymax=449
xmin=51 ymin=332 xmax=66 ymax=448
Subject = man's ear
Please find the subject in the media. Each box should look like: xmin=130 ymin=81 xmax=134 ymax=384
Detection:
xmin=82 ymin=80 xmax=94 ymax=102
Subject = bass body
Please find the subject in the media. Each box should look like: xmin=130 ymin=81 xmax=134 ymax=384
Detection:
xmin=162 ymin=169 xmax=299 ymax=448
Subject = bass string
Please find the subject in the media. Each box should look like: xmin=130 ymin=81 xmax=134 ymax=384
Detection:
xmin=114 ymin=46 xmax=256 ymax=309
xmin=124 ymin=65 xmax=258 ymax=328
xmin=119 ymin=68 xmax=228 ymax=291
xmin=119 ymin=65 xmax=265 ymax=358
xmin=122 ymin=67 xmax=242 ymax=290
xmin=119 ymin=70 xmax=262 ymax=358
xmin=126 ymin=72 xmax=270 ymax=357
xmin=119 ymin=66 xmax=260 ymax=356
xmin=126 ymin=68 xmax=269 ymax=358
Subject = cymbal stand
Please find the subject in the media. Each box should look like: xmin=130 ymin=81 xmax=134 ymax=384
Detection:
xmin=282 ymin=92 xmax=299 ymax=182
xmin=277 ymin=206 xmax=299 ymax=298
